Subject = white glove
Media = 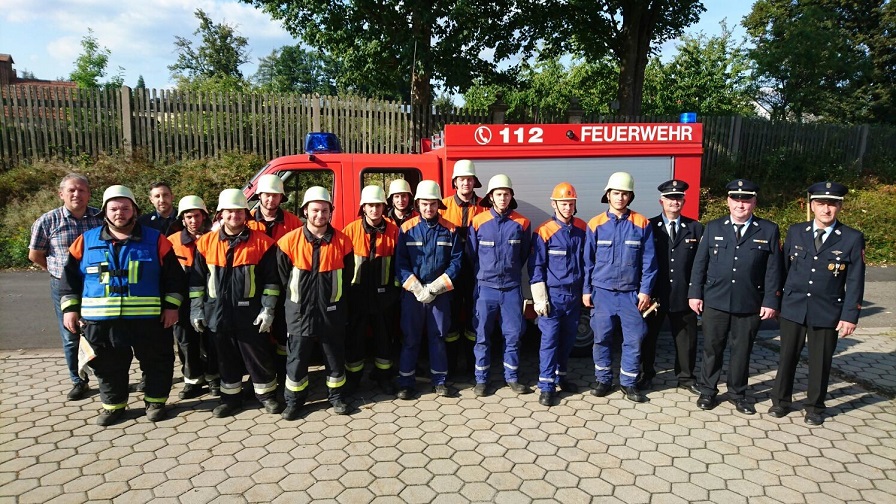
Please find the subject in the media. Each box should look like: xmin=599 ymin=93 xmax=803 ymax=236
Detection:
xmin=426 ymin=274 xmax=454 ymax=298
xmin=531 ymin=282 xmax=551 ymax=317
xmin=191 ymin=317 xmax=206 ymax=333
xmin=253 ymin=307 xmax=275 ymax=333
xmin=416 ymin=288 xmax=436 ymax=305
xmin=405 ymin=275 xmax=436 ymax=304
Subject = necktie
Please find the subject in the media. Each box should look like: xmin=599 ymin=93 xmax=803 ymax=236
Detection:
xmin=669 ymin=221 xmax=677 ymax=242
xmin=735 ymin=224 xmax=745 ymax=240
xmin=815 ymin=228 xmax=825 ymax=252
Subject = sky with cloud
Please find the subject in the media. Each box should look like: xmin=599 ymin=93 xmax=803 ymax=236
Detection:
xmin=1 ymin=0 xmax=754 ymax=90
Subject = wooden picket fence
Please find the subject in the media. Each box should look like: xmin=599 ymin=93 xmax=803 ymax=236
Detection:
xmin=2 ymin=85 xmax=895 ymax=179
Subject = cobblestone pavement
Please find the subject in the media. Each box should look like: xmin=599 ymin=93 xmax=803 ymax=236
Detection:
xmin=2 ymin=329 xmax=895 ymax=504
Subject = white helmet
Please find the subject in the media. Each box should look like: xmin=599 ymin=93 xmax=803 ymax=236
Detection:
xmin=602 ymin=171 xmax=636 ymax=203
xmin=301 ymin=186 xmax=333 ymax=209
xmin=359 ymin=185 xmax=386 ymax=206
xmin=482 ymin=174 xmax=517 ymax=210
xmin=414 ymin=180 xmax=447 ymax=210
xmin=102 ymin=185 xmax=138 ymax=211
xmin=451 ymin=159 xmax=482 ymax=188
xmin=388 ymin=179 xmax=412 ymax=198
xmin=177 ymin=195 xmax=208 ymax=219
xmin=216 ymin=189 xmax=249 ymax=211
xmin=256 ymin=174 xmax=285 ymax=195
xmin=358 ymin=185 xmax=387 ymax=216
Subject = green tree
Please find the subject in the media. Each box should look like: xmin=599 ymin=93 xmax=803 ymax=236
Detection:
xmin=525 ymin=0 xmax=706 ymax=115
xmin=241 ymin=0 xmax=521 ymax=104
xmin=135 ymin=75 xmax=146 ymax=89
xmin=743 ymin=0 xmax=887 ymax=123
xmin=70 ymin=28 xmax=121 ymax=89
xmin=169 ymin=9 xmax=251 ymax=91
xmin=643 ymin=25 xmax=756 ymax=116
xmin=252 ymin=45 xmax=339 ymax=94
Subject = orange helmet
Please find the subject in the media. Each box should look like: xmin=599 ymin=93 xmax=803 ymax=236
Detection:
xmin=550 ymin=182 xmax=578 ymax=200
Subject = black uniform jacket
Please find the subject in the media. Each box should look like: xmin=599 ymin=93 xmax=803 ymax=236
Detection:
xmin=650 ymin=215 xmax=704 ymax=313
xmin=688 ymin=215 xmax=783 ymax=314
xmin=780 ymin=221 xmax=865 ymax=327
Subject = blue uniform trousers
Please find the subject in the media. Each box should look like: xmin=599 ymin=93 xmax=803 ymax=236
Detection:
xmin=474 ymin=285 xmax=524 ymax=383
xmin=537 ymin=292 xmax=580 ymax=393
xmin=398 ymin=291 xmax=450 ymax=387
xmin=591 ymin=288 xmax=645 ymax=387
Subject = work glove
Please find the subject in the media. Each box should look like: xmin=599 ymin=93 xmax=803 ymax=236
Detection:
xmin=531 ymin=282 xmax=551 ymax=317
xmin=405 ymin=275 xmax=436 ymax=304
xmin=253 ymin=307 xmax=275 ymax=333
xmin=191 ymin=317 xmax=206 ymax=333
xmin=425 ymin=274 xmax=454 ymax=298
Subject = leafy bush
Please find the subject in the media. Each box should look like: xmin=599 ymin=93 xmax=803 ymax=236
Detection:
xmin=0 ymin=152 xmax=267 ymax=269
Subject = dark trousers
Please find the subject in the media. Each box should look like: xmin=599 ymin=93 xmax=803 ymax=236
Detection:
xmin=772 ymin=318 xmax=839 ymax=414
xmin=173 ymin=323 xmax=218 ymax=383
xmin=83 ymin=319 xmax=174 ymax=409
xmin=345 ymin=308 xmax=395 ymax=381
xmin=213 ymin=330 xmax=277 ymax=405
xmin=699 ymin=307 xmax=760 ymax=399
xmin=642 ymin=308 xmax=699 ymax=385
xmin=271 ymin=304 xmax=288 ymax=391
xmin=447 ymin=263 xmax=476 ymax=371
xmin=285 ymin=334 xmax=346 ymax=405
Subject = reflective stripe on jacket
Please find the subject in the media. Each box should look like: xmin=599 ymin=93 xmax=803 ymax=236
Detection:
xmin=584 ymin=210 xmax=657 ymax=294
xmin=343 ymin=218 xmax=399 ymax=310
xmin=276 ymin=225 xmax=354 ymax=338
xmin=529 ymin=216 xmax=587 ymax=295
xmin=191 ymin=228 xmax=280 ymax=333
xmin=396 ymin=216 xmax=463 ymax=285
xmin=469 ymin=208 xmax=531 ymax=289
xmin=65 ymin=225 xmax=178 ymax=320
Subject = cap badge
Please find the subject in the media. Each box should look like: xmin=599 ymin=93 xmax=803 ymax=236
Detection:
xmin=826 ymin=182 xmax=832 ymax=188
xmin=738 ymin=181 xmax=743 ymax=187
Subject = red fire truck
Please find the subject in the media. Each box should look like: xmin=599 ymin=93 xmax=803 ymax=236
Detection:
xmin=244 ymin=122 xmax=703 ymax=353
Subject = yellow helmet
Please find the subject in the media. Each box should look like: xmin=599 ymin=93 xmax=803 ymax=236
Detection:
xmin=177 ymin=195 xmax=208 ymax=218
xmin=256 ymin=174 xmax=285 ymax=195
xmin=216 ymin=188 xmax=249 ymax=211
xmin=102 ymin=185 xmax=138 ymax=211
xmin=602 ymin=171 xmax=636 ymax=203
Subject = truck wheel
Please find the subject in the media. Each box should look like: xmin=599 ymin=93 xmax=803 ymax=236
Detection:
xmin=571 ymin=309 xmax=593 ymax=358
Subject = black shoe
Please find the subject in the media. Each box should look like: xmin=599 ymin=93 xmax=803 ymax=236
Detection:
xmin=506 ymin=381 xmax=532 ymax=394
xmin=622 ymin=386 xmax=647 ymax=403
xmin=636 ymin=377 xmax=653 ymax=391
xmin=767 ymin=406 xmax=788 ymax=418
xmin=805 ymin=412 xmax=824 ymax=426
xmin=697 ymin=394 xmax=715 ymax=410
xmin=213 ymin=403 xmax=241 ymax=418
xmin=397 ymin=387 xmax=416 ymax=400
xmin=729 ymin=398 xmax=755 ymax=415
xmin=178 ymin=383 xmax=204 ymax=400
xmin=263 ymin=399 xmax=284 ymax=414
xmin=539 ymin=391 xmax=555 ymax=407
xmin=96 ymin=408 xmax=125 ymax=426
xmin=473 ymin=383 xmax=488 ymax=397
xmin=678 ymin=383 xmax=701 ymax=396
xmin=67 ymin=382 xmax=89 ymax=401
xmin=145 ymin=403 xmax=166 ymax=422
xmin=331 ymin=399 xmax=350 ymax=415
xmin=591 ymin=382 xmax=613 ymax=397
xmin=208 ymin=380 xmax=221 ymax=397
xmin=377 ymin=378 xmax=398 ymax=396
xmin=281 ymin=404 xmax=302 ymax=421
xmin=433 ymin=384 xmax=455 ymax=398
xmin=558 ymin=380 xmax=579 ymax=393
